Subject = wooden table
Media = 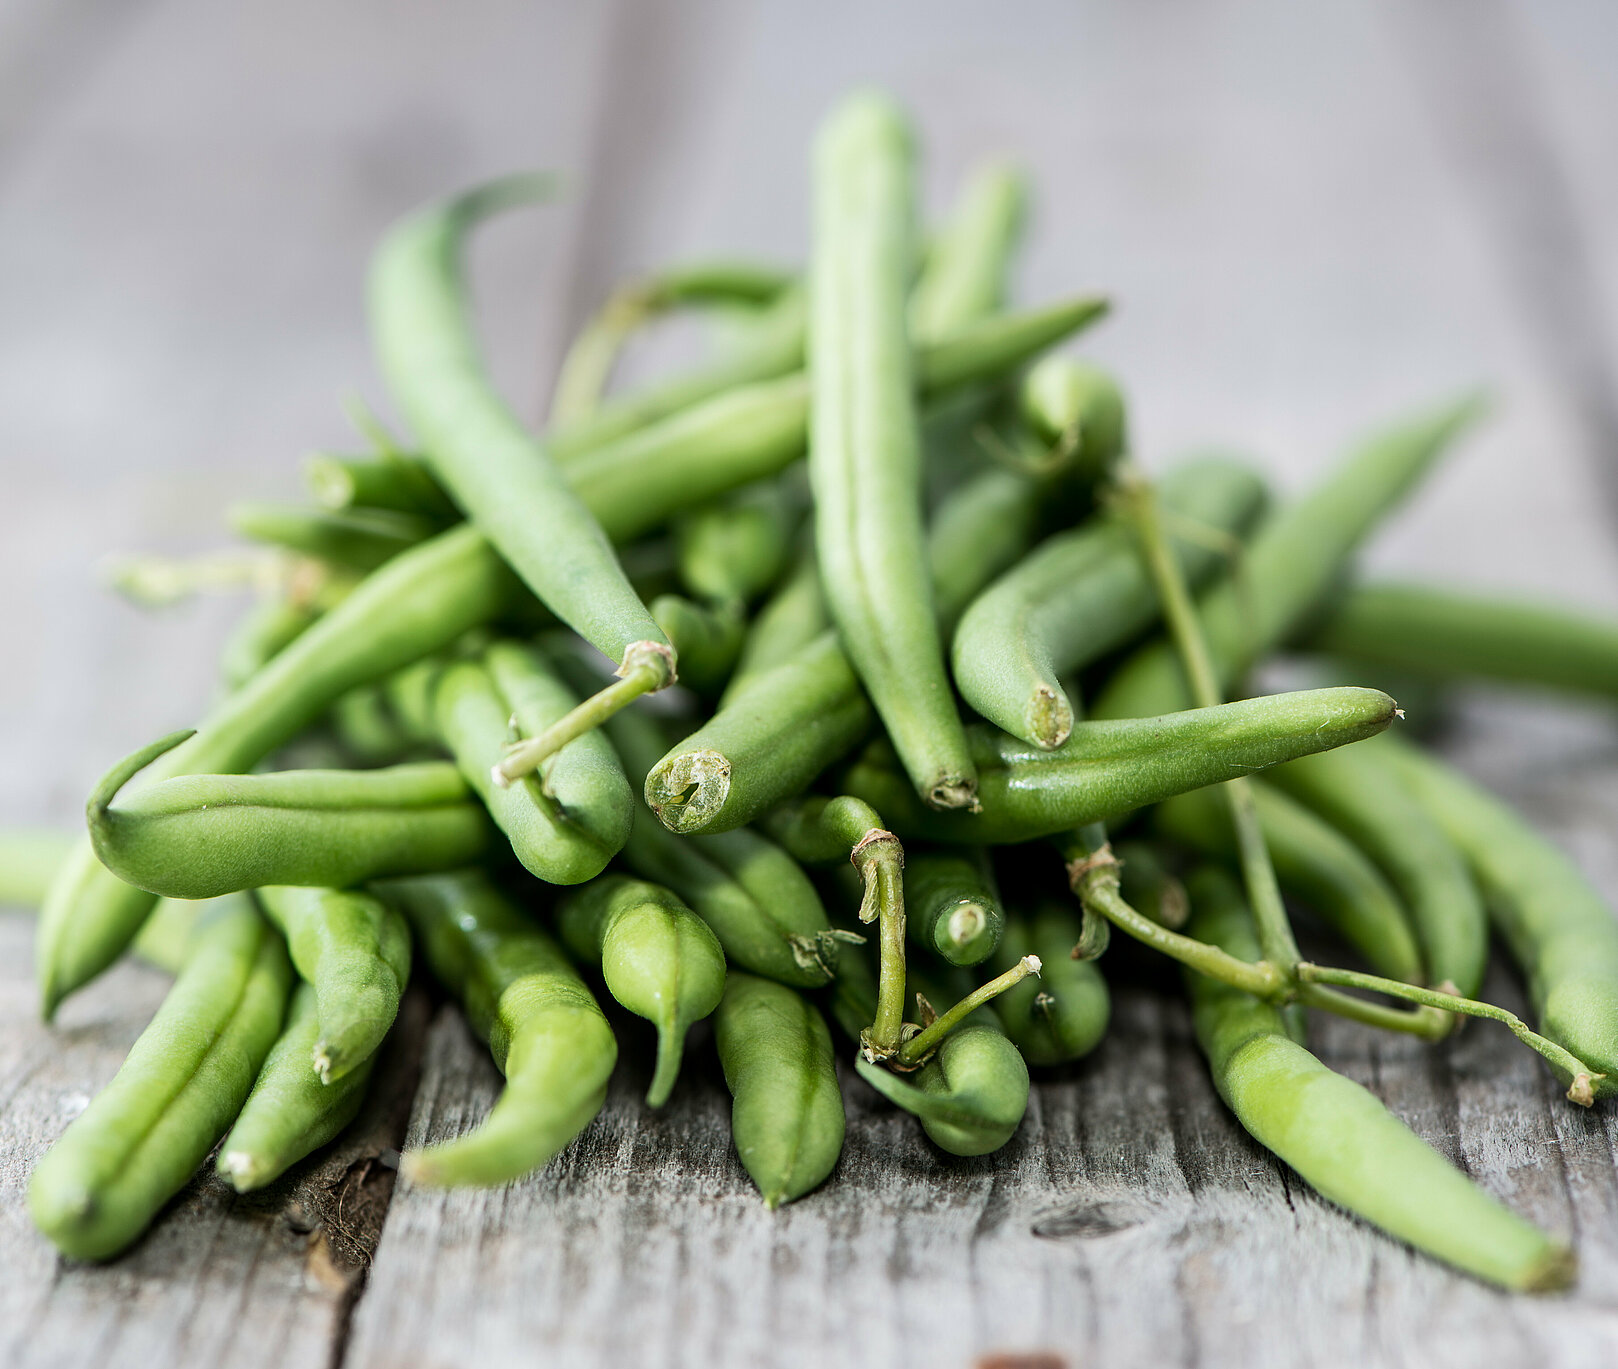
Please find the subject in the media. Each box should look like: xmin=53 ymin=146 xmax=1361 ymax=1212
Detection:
xmin=4 ymin=3 xmax=1618 ymax=1364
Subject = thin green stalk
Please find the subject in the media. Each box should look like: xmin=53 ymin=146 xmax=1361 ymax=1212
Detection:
xmin=1120 ymin=472 xmax=1300 ymax=975
xmin=856 ymin=830 xmax=908 ymax=1062
xmin=896 ymin=956 xmax=1041 ymax=1067
xmin=1296 ymin=983 xmax=1451 ymax=1040
xmin=1297 ymin=963 xmax=1605 ymax=1103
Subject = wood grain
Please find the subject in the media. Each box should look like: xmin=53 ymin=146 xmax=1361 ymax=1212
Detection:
xmin=5 ymin=2 xmax=1618 ymax=1367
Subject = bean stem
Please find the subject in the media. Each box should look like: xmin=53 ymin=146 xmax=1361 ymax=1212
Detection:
xmin=1118 ymin=472 xmax=1300 ymax=976
xmin=896 ymin=956 xmax=1042 ymax=1067
xmin=855 ymin=830 xmax=909 ymax=1062
xmin=1297 ymin=963 xmax=1606 ymax=1103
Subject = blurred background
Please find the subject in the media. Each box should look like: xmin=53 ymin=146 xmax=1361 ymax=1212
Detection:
xmin=3 ymin=0 xmax=1616 ymax=822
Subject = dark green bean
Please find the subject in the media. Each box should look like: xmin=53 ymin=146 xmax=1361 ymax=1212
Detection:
xmin=27 ymin=894 xmax=291 ymax=1260
xmin=1301 ymin=579 xmax=1618 ymax=704
xmin=989 ymin=903 xmax=1110 ymax=1065
xmin=844 ymin=686 xmax=1399 ymax=844
xmin=227 ymin=502 xmax=435 ymax=571
xmin=1112 ymin=839 xmax=1189 ymax=930
xmin=87 ymin=731 xmax=492 ymax=899
xmin=905 ymin=848 xmax=1004 ymax=966
xmin=1153 ymin=782 xmax=1423 ymax=983
xmin=953 ymin=457 xmax=1267 ymax=747
xmin=255 ymin=884 xmax=411 ymax=1083
xmin=556 ymin=874 xmax=725 ymax=1107
xmin=1388 ymin=738 xmax=1618 ymax=1097
xmin=1269 ymin=742 xmax=1485 ymax=996
xmin=217 ymin=980 xmax=375 ymax=1192
xmin=810 ymin=94 xmax=975 ymax=810
xmin=715 ymin=971 xmax=845 ymax=1207
xmin=1092 ymin=394 xmax=1486 ymax=721
xmin=1183 ymin=865 xmax=1573 ymax=1291
xmin=434 ymin=643 xmax=632 ymax=884
xmin=374 ymin=868 xmax=616 ymax=1187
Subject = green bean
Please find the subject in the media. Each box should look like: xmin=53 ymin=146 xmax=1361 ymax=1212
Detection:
xmin=371 ymin=176 xmax=676 ymax=690
xmin=379 ymin=655 xmax=447 ymax=748
xmin=331 ymin=684 xmax=419 ymax=765
xmin=1301 ymin=580 xmax=1618 ymax=704
xmin=989 ymin=903 xmax=1110 ymax=1065
xmin=549 ymin=284 xmax=807 ymax=460
xmin=130 ymin=896 xmax=204 ymax=976
xmin=905 ymin=848 xmax=1003 ymax=966
xmin=1112 ymin=839 xmax=1189 ymax=930
xmin=649 ymin=594 xmax=746 ymax=696
xmin=674 ymin=479 xmax=800 ymax=608
xmin=87 ymin=731 xmax=492 ymax=899
xmin=227 ymin=502 xmax=435 ymax=571
xmin=433 ymin=644 xmax=632 ymax=884
xmin=219 ymin=595 xmax=322 ymax=691
xmin=809 ymin=94 xmax=975 ymax=810
xmin=1388 ymin=738 xmax=1618 ymax=1097
xmin=374 ymin=869 xmax=616 ymax=1187
xmin=0 ymin=828 xmax=75 ymax=907
xmin=720 ymin=546 xmax=828 ymax=705
xmin=551 ymin=263 xmax=796 ymax=428
xmin=714 ymin=971 xmax=844 ymax=1207
xmin=646 ymin=631 xmax=872 ymax=835
xmin=1269 ymin=742 xmax=1486 ymax=996
xmin=27 ymin=894 xmax=291 ymax=1260
xmin=1154 ymin=782 xmax=1422 ymax=983
xmin=556 ymin=874 xmax=725 ymax=1107
xmin=39 ymin=521 xmax=520 ymax=1017
xmin=954 ymin=457 xmax=1267 ymax=747
xmin=1018 ymin=355 xmax=1128 ymax=486
xmin=910 ymin=162 xmax=1027 ymax=343
xmin=1092 ymin=394 xmax=1486 ymax=721
xmin=304 ymin=449 xmax=456 ymax=520
xmin=844 ymin=686 xmax=1399 ymax=844
xmin=217 ymin=981 xmax=375 ymax=1192
xmin=1182 ymin=865 xmax=1573 ymax=1292
xmin=855 ymin=1020 xmax=1029 ymax=1157
xmin=564 ymin=295 xmax=1107 ymax=546
xmin=255 ymin=884 xmax=411 ymax=1083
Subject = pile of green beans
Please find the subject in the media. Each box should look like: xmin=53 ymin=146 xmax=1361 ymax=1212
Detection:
xmin=11 ymin=91 xmax=1617 ymax=1295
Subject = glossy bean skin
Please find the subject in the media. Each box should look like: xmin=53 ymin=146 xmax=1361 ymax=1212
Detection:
xmin=855 ymin=1021 xmax=1030 ymax=1157
xmin=844 ymin=686 xmax=1399 ymax=844
xmin=1153 ymin=782 xmax=1423 ymax=984
xmin=1183 ymin=866 xmax=1573 ymax=1291
xmin=227 ymin=501 xmax=435 ymax=571
xmin=909 ymin=162 xmax=1026 ymax=342
xmin=255 ymin=885 xmax=411 ymax=1083
xmin=1302 ymin=579 xmax=1618 ymax=704
xmin=1389 ymin=738 xmax=1618 ymax=1097
xmin=809 ymin=94 xmax=975 ymax=810
xmin=370 ymin=176 xmax=672 ymax=676
xmin=989 ymin=904 xmax=1109 ymax=1065
xmin=217 ymin=980 xmax=375 ymax=1192
xmin=1092 ymin=395 xmax=1485 ymax=722
xmin=434 ymin=644 xmax=632 ymax=885
xmin=38 ymin=521 xmax=519 ymax=1016
xmin=566 ymin=296 xmax=1107 ymax=546
xmin=646 ymin=631 xmax=873 ymax=835
xmin=1269 ymin=741 xmax=1486 ymax=996
xmin=88 ymin=734 xmax=493 ymax=900
xmin=905 ymin=848 xmax=1004 ymax=966
xmin=27 ymin=894 xmax=292 ymax=1260
xmin=953 ymin=457 xmax=1267 ymax=748
xmin=374 ymin=869 xmax=617 ymax=1187
xmin=556 ymin=875 xmax=725 ymax=1107
xmin=715 ymin=971 xmax=845 ymax=1207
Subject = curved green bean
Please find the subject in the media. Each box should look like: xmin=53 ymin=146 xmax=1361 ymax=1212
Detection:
xmin=88 ymin=731 xmax=492 ymax=900
xmin=28 ymin=894 xmax=291 ymax=1260
xmin=1183 ymin=865 xmax=1572 ymax=1292
xmin=855 ymin=1021 xmax=1029 ymax=1157
xmin=844 ymin=686 xmax=1399 ymax=844
xmin=218 ymin=980 xmax=375 ymax=1192
xmin=255 ymin=884 xmax=411 ymax=1083
xmin=556 ymin=874 xmax=725 ymax=1107
xmin=375 ymin=868 xmax=616 ymax=1187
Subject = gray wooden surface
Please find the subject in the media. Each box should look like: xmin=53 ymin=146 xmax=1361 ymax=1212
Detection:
xmin=4 ymin=2 xmax=1618 ymax=1365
